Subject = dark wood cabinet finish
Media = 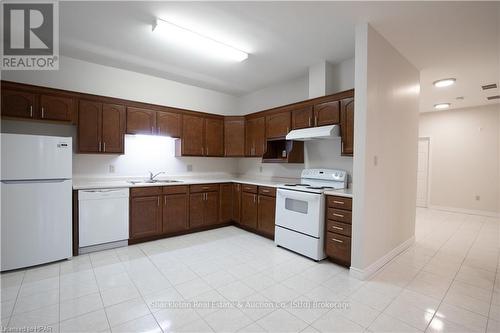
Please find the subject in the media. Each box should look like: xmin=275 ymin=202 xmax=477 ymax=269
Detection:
xmin=1 ymin=89 xmax=37 ymax=118
xmin=78 ymin=100 xmax=102 ymax=153
xmin=131 ymin=186 xmax=162 ymax=197
xmin=245 ymin=117 xmax=265 ymax=156
xmin=205 ymin=118 xmax=224 ymax=157
xmin=327 ymin=208 xmax=352 ymax=224
xmin=314 ymin=101 xmax=340 ymax=126
xmin=257 ymin=194 xmax=275 ymax=237
xmin=163 ymin=193 xmax=188 ymax=233
xmin=205 ymin=192 xmax=219 ymax=226
xmin=326 ymin=220 xmax=351 ymax=237
xmin=266 ymin=111 xmax=291 ymax=139
xmin=241 ymin=192 xmax=258 ymax=229
xmin=258 ymin=186 xmax=276 ymax=197
xmin=242 ymin=184 xmax=258 ymax=193
xmin=101 ymin=104 xmax=126 ymax=153
xmin=189 ymin=193 xmax=205 ymax=229
xmin=188 ymin=184 xmax=220 ymax=228
xmin=292 ymin=106 xmax=313 ymax=130
xmin=181 ymin=115 xmax=205 ymax=156
xmin=130 ymin=195 xmax=162 ymax=239
xmin=126 ymin=107 xmax=156 ymax=135
xmin=327 ymin=195 xmax=352 ymax=210
xmin=220 ymin=183 xmax=233 ymax=223
xmin=325 ymin=195 xmax=352 ymax=267
xmin=40 ymin=94 xmax=75 ymax=122
xmin=325 ymin=232 xmax=351 ymax=265
xmin=157 ymin=111 xmax=182 ymax=138
xmin=190 ymin=184 xmax=220 ymax=193
xmin=233 ymin=183 xmax=241 ymax=223
xmin=340 ymin=98 xmax=354 ymax=156
xmin=224 ymin=117 xmax=245 ymax=157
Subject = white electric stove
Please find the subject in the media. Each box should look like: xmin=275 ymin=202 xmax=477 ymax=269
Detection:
xmin=274 ymin=169 xmax=347 ymax=261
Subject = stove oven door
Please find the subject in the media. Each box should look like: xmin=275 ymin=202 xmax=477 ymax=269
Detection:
xmin=275 ymin=188 xmax=325 ymax=238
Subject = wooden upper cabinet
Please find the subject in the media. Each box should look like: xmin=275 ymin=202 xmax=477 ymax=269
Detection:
xmin=314 ymin=100 xmax=340 ymax=126
xmin=340 ymin=98 xmax=354 ymax=156
xmin=101 ymin=103 xmax=126 ymax=153
xmin=181 ymin=114 xmax=205 ymax=156
xmin=1 ymin=89 xmax=36 ymax=118
xmin=219 ymin=183 xmax=233 ymax=223
xmin=224 ymin=117 xmax=245 ymax=157
xmin=40 ymin=94 xmax=75 ymax=122
xmin=205 ymin=118 xmax=223 ymax=157
xmin=126 ymin=107 xmax=156 ymax=135
xmin=157 ymin=111 xmax=181 ymax=138
xmin=78 ymin=100 xmax=102 ymax=153
xmin=130 ymin=195 xmax=162 ymax=239
xmin=291 ymin=106 xmax=313 ymax=129
xmin=163 ymin=193 xmax=188 ymax=234
xmin=266 ymin=111 xmax=291 ymax=139
xmin=245 ymin=116 xmax=265 ymax=157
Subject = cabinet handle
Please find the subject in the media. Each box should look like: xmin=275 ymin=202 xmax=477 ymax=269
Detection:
xmin=308 ymin=117 xmax=311 ymax=127
xmin=262 ymin=189 xmax=269 ymax=193
xmin=103 ymin=142 xmax=106 ymax=152
xmin=206 ymin=147 xmax=208 ymax=156
xmin=98 ymin=141 xmax=102 ymax=152
xmin=332 ymin=226 xmax=344 ymax=230
xmin=258 ymin=196 xmax=260 ymax=204
xmin=315 ymin=116 xmax=318 ymax=126
xmin=333 ymin=201 xmax=345 ymax=205
xmin=254 ymin=195 xmax=256 ymax=203
xmin=333 ymin=213 xmax=344 ymax=218
xmin=29 ymin=105 xmax=33 ymax=117
xmin=157 ymin=197 xmax=160 ymax=207
xmin=332 ymin=238 xmax=343 ymax=243
xmin=164 ymin=196 xmax=167 ymax=206
xmin=286 ymin=127 xmax=289 ymax=133
xmin=41 ymin=107 xmax=45 ymax=118
xmin=152 ymin=126 xmax=154 ymax=134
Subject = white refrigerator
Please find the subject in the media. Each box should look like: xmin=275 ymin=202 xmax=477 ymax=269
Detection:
xmin=1 ymin=133 xmax=73 ymax=271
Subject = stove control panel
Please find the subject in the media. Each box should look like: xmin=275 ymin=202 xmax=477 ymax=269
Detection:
xmin=301 ymin=168 xmax=347 ymax=182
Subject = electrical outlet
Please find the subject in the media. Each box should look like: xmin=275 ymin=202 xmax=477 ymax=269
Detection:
xmin=109 ymin=165 xmax=115 ymax=173
xmin=373 ymin=156 xmax=378 ymax=166
xmin=259 ymin=166 xmax=263 ymax=173
xmin=475 ymin=195 xmax=481 ymax=201
xmin=187 ymin=164 xmax=193 ymax=172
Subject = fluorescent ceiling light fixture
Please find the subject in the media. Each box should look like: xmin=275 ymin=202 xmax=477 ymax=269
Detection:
xmin=152 ymin=18 xmax=248 ymax=62
xmin=433 ymin=78 xmax=456 ymax=87
xmin=434 ymin=103 xmax=451 ymax=109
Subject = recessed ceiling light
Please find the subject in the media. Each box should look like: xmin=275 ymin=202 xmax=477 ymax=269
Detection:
xmin=433 ymin=78 xmax=456 ymax=87
xmin=152 ymin=18 xmax=248 ymax=62
xmin=434 ymin=103 xmax=451 ymax=109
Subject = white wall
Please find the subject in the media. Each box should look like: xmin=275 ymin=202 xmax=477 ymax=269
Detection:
xmin=2 ymin=56 xmax=239 ymax=115
xmin=419 ymin=105 xmax=500 ymax=214
xmin=351 ymin=24 xmax=420 ymax=277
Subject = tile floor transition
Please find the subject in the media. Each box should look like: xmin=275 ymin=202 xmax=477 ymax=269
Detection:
xmin=1 ymin=208 xmax=499 ymax=333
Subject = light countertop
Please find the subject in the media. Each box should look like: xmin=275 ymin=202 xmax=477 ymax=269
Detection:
xmin=324 ymin=188 xmax=353 ymax=198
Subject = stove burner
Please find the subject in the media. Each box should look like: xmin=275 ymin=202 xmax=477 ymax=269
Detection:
xmin=284 ymin=183 xmax=311 ymax=187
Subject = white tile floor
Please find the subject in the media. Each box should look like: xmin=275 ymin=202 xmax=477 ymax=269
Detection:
xmin=1 ymin=208 xmax=499 ymax=332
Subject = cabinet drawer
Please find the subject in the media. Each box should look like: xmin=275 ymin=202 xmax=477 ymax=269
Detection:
xmin=190 ymin=184 xmax=219 ymax=193
xmin=258 ymin=186 xmax=276 ymax=197
xmin=130 ymin=186 xmax=162 ymax=197
xmin=327 ymin=196 xmax=352 ymax=210
xmin=327 ymin=208 xmax=352 ymax=224
xmin=325 ymin=232 xmax=351 ymax=265
xmin=326 ymin=220 xmax=351 ymax=237
xmin=163 ymin=185 xmax=188 ymax=195
xmin=241 ymin=184 xmax=258 ymax=193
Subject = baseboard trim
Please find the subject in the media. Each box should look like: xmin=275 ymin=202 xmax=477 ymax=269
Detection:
xmin=349 ymin=236 xmax=415 ymax=280
xmin=428 ymin=205 xmax=499 ymax=218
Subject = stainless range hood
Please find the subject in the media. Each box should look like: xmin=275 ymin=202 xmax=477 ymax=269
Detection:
xmin=285 ymin=125 xmax=340 ymax=141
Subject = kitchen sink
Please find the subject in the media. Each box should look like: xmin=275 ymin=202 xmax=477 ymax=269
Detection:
xmin=127 ymin=180 xmax=182 ymax=184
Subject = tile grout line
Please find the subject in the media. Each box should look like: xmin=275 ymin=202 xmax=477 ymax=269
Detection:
xmin=88 ymin=252 xmax=113 ymax=332
xmin=485 ymin=219 xmax=500 ymax=332
xmin=4 ymin=269 xmax=26 ymax=328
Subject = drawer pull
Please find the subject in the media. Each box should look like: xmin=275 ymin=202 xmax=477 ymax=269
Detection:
xmin=333 ymin=213 xmax=344 ymax=218
xmin=262 ymin=189 xmax=269 ymax=193
xmin=202 ymin=187 xmax=210 ymax=190
xmin=332 ymin=238 xmax=343 ymax=243
xmin=331 ymin=226 xmax=343 ymax=230
xmin=333 ymin=201 xmax=345 ymax=205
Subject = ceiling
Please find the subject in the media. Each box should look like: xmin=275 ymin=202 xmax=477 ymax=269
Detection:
xmin=60 ymin=2 xmax=499 ymax=111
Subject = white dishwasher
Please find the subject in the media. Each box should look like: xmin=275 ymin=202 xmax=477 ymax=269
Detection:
xmin=78 ymin=188 xmax=129 ymax=253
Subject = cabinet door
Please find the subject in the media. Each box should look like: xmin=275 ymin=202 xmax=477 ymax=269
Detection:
xmin=258 ymin=195 xmax=276 ymax=237
xmin=163 ymin=194 xmax=188 ymax=233
xmin=266 ymin=111 xmax=291 ymax=139
xmin=101 ymin=103 xmax=125 ymax=153
xmin=340 ymin=98 xmax=354 ymax=156
xmin=189 ymin=193 xmax=205 ymax=229
xmin=224 ymin=118 xmax=245 ymax=156
xmin=314 ymin=101 xmax=340 ymax=126
xmin=157 ymin=111 xmax=181 ymax=138
xmin=130 ymin=196 xmax=162 ymax=239
xmin=1 ymin=89 xmax=36 ymax=118
xmin=78 ymin=100 xmax=102 ymax=153
xmin=40 ymin=94 xmax=74 ymax=122
xmin=291 ymin=106 xmax=313 ymax=130
xmin=182 ymin=115 xmax=205 ymax=156
xmin=241 ymin=192 xmax=258 ymax=229
xmin=205 ymin=192 xmax=219 ymax=226
xmin=232 ymin=183 xmax=241 ymax=223
xmin=205 ymin=118 xmax=224 ymax=157
xmin=219 ymin=183 xmax=233 ymax=223
xmin=245 ymin=117 xmax=265 ymax=156
xmin=126 ymin=107 xmax=156 ymax=135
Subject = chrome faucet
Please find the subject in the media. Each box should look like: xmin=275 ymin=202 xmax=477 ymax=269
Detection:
xmin=148 ymin=171 xmax=165 ymax=182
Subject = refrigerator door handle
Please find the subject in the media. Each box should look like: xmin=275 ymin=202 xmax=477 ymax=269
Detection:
xmin=1 ymin=179 xmax=70 ymax=184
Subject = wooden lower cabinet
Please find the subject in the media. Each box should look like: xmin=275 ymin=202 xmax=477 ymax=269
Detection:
xmin=257 ymin=194 xmax=275 ymax=237
xmin=220 ymin=183 xmax=233 ymax=223
xmin=130 ymin=195 xmax=162 ymax=240
xmin=241 ymin=192 xmax=258 ymax=229
xmin=325 ymin=195 xmax=353 ymax=266
xmin=189 ymin=193 xmax=205 ymax=229
xmin=188 ymin=185 xmax=220 ymax=228
xmin=232 ymin=183 xmax=241 ymax=223
xmin=162 ymin=193 xmax=188 ymax=234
